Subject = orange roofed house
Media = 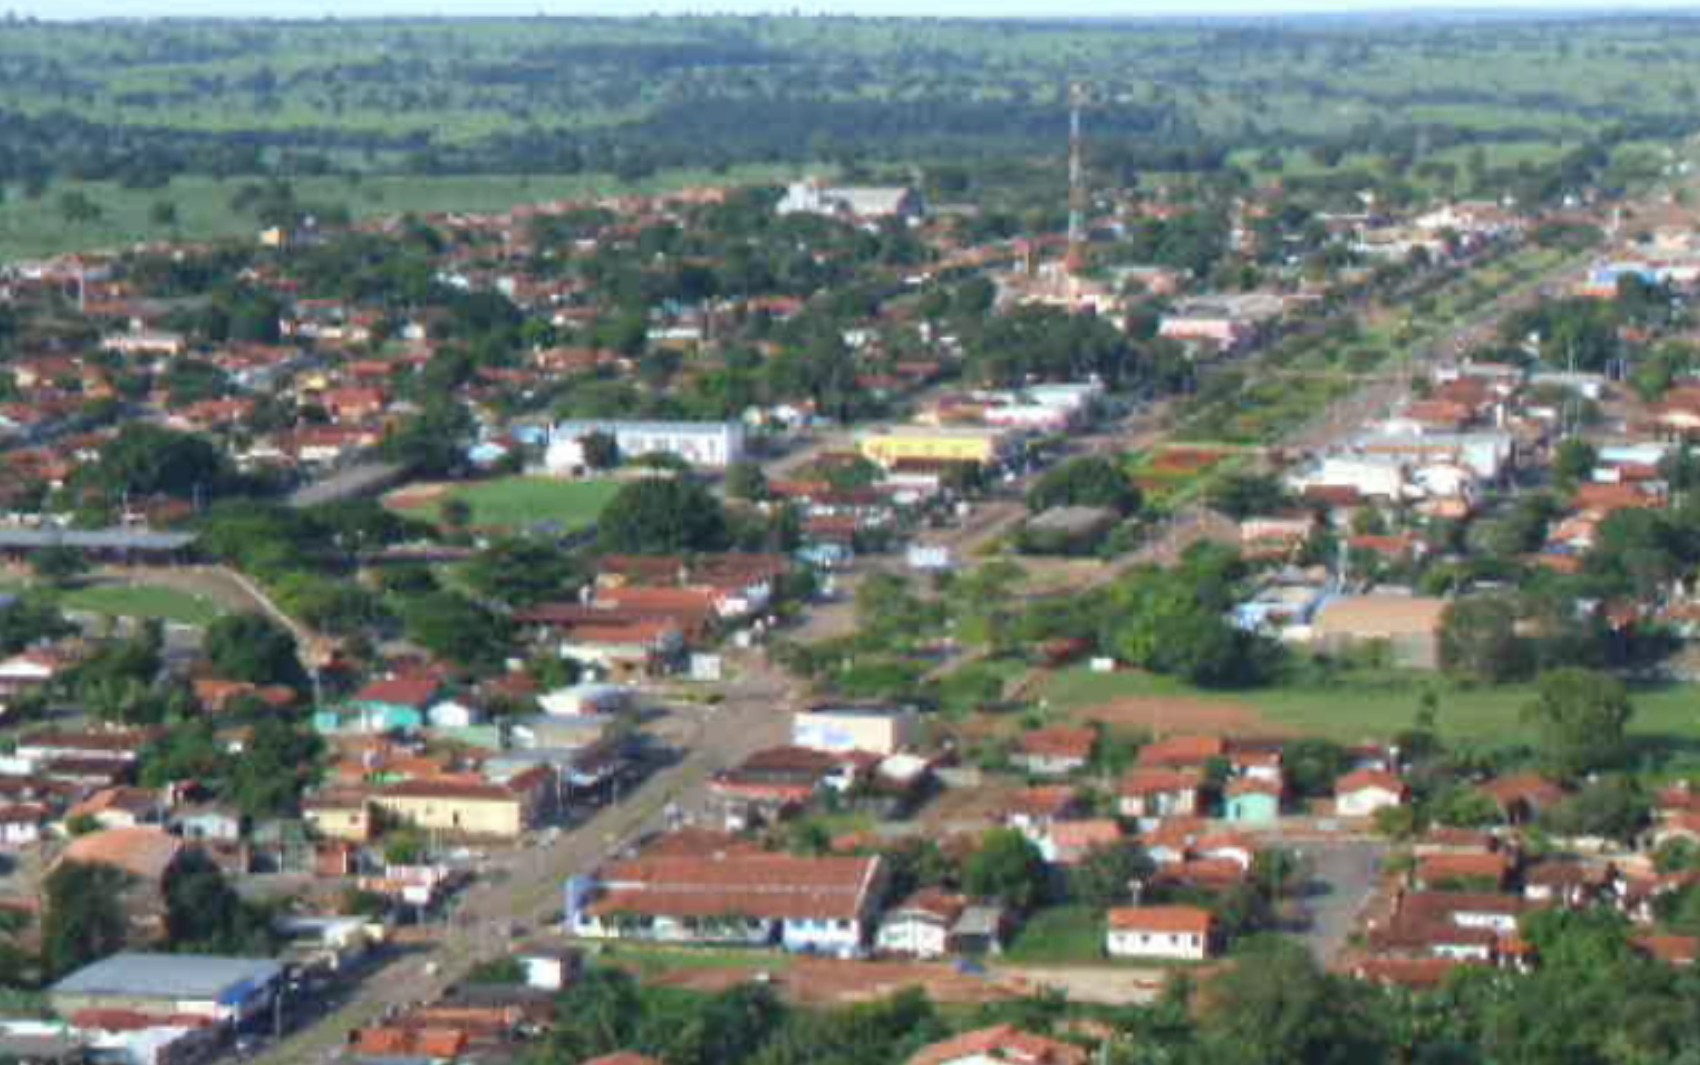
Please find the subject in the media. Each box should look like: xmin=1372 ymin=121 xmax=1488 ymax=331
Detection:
xmin=566 ymin=852 xmax=885 ymax=959
xmin=1105 ymin=905 xmax=1216 ymax=961
xmin=908 ymin=1025 xmax=1088 ymax=1065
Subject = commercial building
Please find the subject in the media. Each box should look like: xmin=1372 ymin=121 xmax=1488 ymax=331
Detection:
xmin=567 ymin=852 xmax=885 ymax=958
xmin=544 ymin=420 xmax=745 ymax=471
xmin=775 ymin=181 xmax=925 ymax=222
xmin=50 ymin=953 xmax=285 ymax=1025
xmin=371 ymin=766 xmax=554 ymax=840
xmin=791 ymin=705 xmax=919 ymax=757
xmin=856 ymin=426 xmax=1014 ymax=470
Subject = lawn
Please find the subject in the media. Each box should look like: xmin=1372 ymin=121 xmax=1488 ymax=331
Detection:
xmin=403 ymin=477 xmax=622 ymax=533
xmin=0 ymin=165 xmax=802 ymax=261
xmin=1037 ymin=666 xmax=1700 ymax=750
xmin=586 ymin=941 xmax=794 ymax=977
xmin=1002 ymin=905 xmax=1105 ymax=965
xmin=58 ymin=584 xmax=226 ymax=626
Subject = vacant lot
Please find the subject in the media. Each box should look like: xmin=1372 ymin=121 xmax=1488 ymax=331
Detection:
xmin=1003 ymin=905 xmax=1105 ymax=965
xmin=387 ymin=476 xmax=621 ymax=534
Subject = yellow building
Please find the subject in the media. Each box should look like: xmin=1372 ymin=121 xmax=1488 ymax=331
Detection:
xmin=370 ymin=769 xmax=552 ymax=840
xmin=303 ymin=792 xmax=375 ymax=843
xmin=856 ymin=426 xmax=1012 ymax=469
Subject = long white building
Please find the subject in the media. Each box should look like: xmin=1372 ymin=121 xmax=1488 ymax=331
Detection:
xmin=545 ymin=420 xmax=746 ymax=471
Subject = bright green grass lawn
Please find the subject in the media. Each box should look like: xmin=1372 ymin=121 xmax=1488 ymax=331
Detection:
xmin=59 ymin=584 xmax=225 ymax=626
xmin=1038 ymin=666 xmax=1700 ymax=749
xmin=428 ymin=477 xmax=622 ymax=532
xmin=1002 ymin=905 xmax=1106 ymax=965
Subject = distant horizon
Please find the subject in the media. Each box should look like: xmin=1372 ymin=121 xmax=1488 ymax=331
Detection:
xmin=14 ymin=1 xmax=1700 ymax=21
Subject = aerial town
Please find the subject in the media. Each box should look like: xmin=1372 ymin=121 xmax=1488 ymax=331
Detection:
xmin=0 ymin=12 xmax=1697 ymax=1065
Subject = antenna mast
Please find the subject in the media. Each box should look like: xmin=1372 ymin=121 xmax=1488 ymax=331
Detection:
xmin=1066 ymin=81 xmax=1088 ymax=288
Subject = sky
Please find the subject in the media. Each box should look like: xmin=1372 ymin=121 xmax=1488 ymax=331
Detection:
xmin=15 ymin=0 xmax=1700 ymax=18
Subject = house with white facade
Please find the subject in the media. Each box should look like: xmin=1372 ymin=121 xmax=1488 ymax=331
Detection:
xmin=875 ymin=889 xmax=966 ymax=959
xmin=1336 ymin=769 xmax=1409 ymax=818
xmin=1105 ymin=906 xmax=1215 ymax=961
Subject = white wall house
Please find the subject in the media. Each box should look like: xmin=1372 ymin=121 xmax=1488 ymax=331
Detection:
xmin=1336 ymin=770 xmax=1408 ymax=818
xmin=1105 ymin=907 xmax=1214 ymax=962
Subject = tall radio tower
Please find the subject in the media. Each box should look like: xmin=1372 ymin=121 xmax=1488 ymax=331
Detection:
xmin=1066 ymin=81 xmax=1088 ymax=281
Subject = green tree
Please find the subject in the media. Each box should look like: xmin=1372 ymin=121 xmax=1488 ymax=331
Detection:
xmin=1193 ymin=936 xmax=1387 ymax=1065
xmin=1438 ymin=596 xmax=1525 ymax=684
xmin=86 ymin=423 xmax=230 ymax=500
xmin=30 ymin=544 xmax=89 ymax=587
xmin=165 ymin=849 xmax=275 ymax=954
xmin=1069 ymin=842 xmax=1153 ymax=908
xmin=1552 ymin=438 xmax=1598 ymax=492
xmin=227 ymin=717 xmax=321 ymax=818
xmin=1522 ymin=668 xmax=1634 ymax=778
xmin=1206 ymin=473 xmax=1290 ymax=520
xmin=964 ymin=828 xmax=1047 ymax=912
xmin=597 ymin=477 xmax=730 ymax=555
xmin=462 ymin=538 xmax=580 ymax=607
xmin=42 ymin=862 xmax=129 ymax=977
xmin=579 ymin=431 xmax=620 ymax=471
xmin=725 ymin=461 xmax=770 ymax=501
xmin=205 ymin=613 xmax=301 ymax=687
xmin=1026 ymin=456 xmax=1142 ymax=516
xmin=401 ymin=591 xmax=511 ymax=671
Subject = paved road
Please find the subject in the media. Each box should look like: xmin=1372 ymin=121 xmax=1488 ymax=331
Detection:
xmin=1292 ymin=840 xmax=1386 ymax=965
xmin=256 ymin=657 xmax=797 ymax=1065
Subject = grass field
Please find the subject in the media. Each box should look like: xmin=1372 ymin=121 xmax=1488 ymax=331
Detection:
xmin=57 ymin=583 xmax=225 ymax=626
xmin=1037 ymin=665 xmax=1700 ymax=752
xmin=395 ymin=476 xmax=622 ymax=533
xmin=0 ymin=165 xmax=802 ymax=261
xmin=587 ymin=941 xmax=793 ymax=977
xmin=1002 ymin=905 xmax=1105 ymax=965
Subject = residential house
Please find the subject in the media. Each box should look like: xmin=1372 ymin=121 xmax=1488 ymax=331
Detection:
xmin=1105 ymin=906 xmax=1215 ymax=961
xmin=314 ymin=674 xmax=441 ymax=736
xmin=876 ymin=888 xmax=967 ymax=959
xmin=907 ymin=1025 xmax=1087 ymax=1065
xmin=53 ymin=828 xmax=189 ymax=940
xmin=1013 ymin=727 xmax=1096 ymax=777
xmin=1223 ymin=778 xmax=1282 ymax=824
xmin=0 ymin=803 xmax=47 ymax=846
xmin=302 ymin=791 xmax=375 ymax=843
xmin=1120 ymin=768 xmax=1205 ymax=821
xmin=65 ymin=788 xmax=163 ymax=831
xmin=1478 ymin=773 xmax=1567 ymax=824
xmin=1336 ymin=770 xmax=1409 ymax=818
xmin=1040 ymin=820 xmax=1124 ymax=866
xmin=567 ymin=852 xmax=886 ymax=959
xmin=1136 ymin=735 xmax=1226 ymax=770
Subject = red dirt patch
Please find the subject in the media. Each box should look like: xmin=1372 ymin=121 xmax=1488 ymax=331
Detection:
xmin=1075 ymin=695 xmax=1290 ymax=738
xmin=383 ymin=483 xmax=450 ymax=511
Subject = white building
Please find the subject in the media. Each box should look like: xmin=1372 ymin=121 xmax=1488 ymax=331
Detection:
xmin=1335 ymin=769 xmax=1408 ymax=818
xmin=776 ymin=180 xmax=924 ymax=222
xmin=1105 ymin=906 xmax=1214 ymax=961
xmin=792 ymin=705 xmax=919 ymax=756
xmin=545 ymin=420 xmax=746 ymax=471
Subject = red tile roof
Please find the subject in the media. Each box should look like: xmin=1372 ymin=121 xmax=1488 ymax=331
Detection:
xmin=1337 ymin=769 xmax=1406 ymax=796
xmin=1137 ymin=735 xmax=1225 ymax=768
xmin=353 ymin=674 xmax=440 ymax=709
xmin=591 ymin=853 xmax=881 ymax=922
xmin=909 ymin=1025 xmax=1088 ymax=1065
xmin=1107 ymin=905 xmax=1213 ymax=935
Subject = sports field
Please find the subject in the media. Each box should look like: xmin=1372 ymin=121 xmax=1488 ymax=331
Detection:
xmin=388 ymin=476 xmax=622 ymax=533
